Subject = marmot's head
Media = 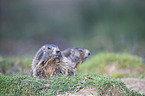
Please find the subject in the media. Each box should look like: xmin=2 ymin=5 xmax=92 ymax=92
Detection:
xmin=41 ymin=44 xmax=61 ymax=59
xmin=62 ymin=47 xmax=90 ymax=67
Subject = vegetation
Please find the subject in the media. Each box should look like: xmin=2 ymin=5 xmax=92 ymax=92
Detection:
xmin=1 ymin=52 xmax=145 ymax=78
xmin=0 ymin=57 xmax=32 ymax=75
xmin=0 ymin=73 xmax=142 ymax=96
xmin=1 ymin=1 xmax=145 ymax=95
xmin=79 ymin=52 xmax=145 ymax=78
xmin=0 ymin=52 xmax=145 ymax=95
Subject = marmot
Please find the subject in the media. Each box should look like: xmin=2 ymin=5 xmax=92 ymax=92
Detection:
xmin=62 ymin=47 xmax=90 ymax=70
xmin=31 ymin=44 xmax=74 ymax=79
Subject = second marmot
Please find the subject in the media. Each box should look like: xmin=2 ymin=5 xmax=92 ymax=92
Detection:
xmin=62 ymin=47 xmax=90 ymax=70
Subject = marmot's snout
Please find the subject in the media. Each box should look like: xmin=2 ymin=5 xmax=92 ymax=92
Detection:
xmin=84 ymin=49 xmax=90 ymax=59
xmin=52 ymin=47 xmax=61 ymax=57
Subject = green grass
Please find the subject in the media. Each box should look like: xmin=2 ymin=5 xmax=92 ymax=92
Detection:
xmin=78 ymin=52 xmax=145 ymax=78
xmin=0 ymin=57 xmax=32 ymax=75
xmin=0 ymin=52 xmax=145 ymax=78
xmin=0 ymin=54 xmax=144 ymax=95
xmin=0 ymin=73 xmax=142 ymax=96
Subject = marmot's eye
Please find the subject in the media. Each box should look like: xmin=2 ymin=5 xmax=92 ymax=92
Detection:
xmin=47 ymin=47 xmax=51 ymax=50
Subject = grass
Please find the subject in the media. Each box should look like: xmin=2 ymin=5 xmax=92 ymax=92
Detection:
xmin=0 ymin=56 xmax=32 ymax=75
xmin=1 ymin=52 xmax=145 ymax=78
xmin=0 ymin=73 xmax=142 ymax=96
xmin=0 ymin=52 xmax=145 ymax=95
xmin=78 ymin=52 xmax=145 ymax=78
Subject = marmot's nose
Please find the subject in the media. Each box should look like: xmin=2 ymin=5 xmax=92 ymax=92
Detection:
xmin=88 ymin=52 xmax=90 ymax=56
xmin=56 ymin=51 xmax=60 ymax=54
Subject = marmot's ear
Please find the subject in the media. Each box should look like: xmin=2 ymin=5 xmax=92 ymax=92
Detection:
xmin=70 ymin=49 xmax=75 ymax=54
xmin=42 ymin=46 xmax=46 ymax=50
xmin=34 ymin=48 xmax=44 ymax=61
xmin=62 ymin=49 xmax=71 ymax=57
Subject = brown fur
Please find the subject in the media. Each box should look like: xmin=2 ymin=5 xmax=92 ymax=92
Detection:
xmin=31 ymin=44 xmax=75 ymax=79
xmin=62 ymin=47 xmax=90 ymax=70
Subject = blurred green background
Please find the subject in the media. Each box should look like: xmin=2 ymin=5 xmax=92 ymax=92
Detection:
xmin=1 ymin=0 xmax=145 ymax=58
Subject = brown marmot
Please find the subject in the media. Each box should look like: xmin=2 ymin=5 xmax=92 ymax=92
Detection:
xmin=31 ymin=44 xmax=74 ymax=79
xmin=62 ymin=47 xmax=90 ymax=70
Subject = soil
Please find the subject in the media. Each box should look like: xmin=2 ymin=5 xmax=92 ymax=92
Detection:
xmin=119 ymin=78 xmax=145 ymax=95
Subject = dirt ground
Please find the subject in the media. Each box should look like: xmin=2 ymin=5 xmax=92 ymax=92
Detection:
xmin=119 ymin=78 xmax=145 ymax=95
